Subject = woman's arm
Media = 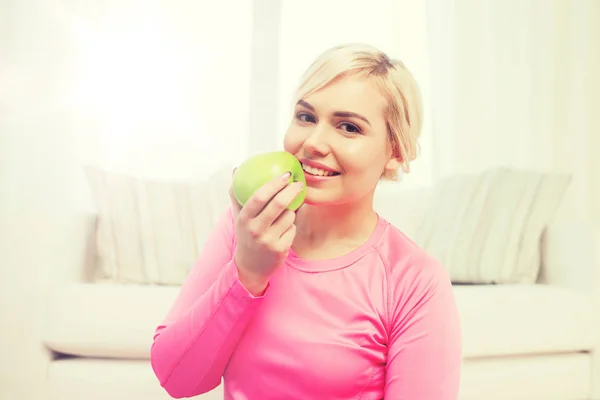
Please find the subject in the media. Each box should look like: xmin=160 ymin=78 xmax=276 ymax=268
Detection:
xmin=384 ymin=253 xmax=462 ymax=399
xmin=150 ymin=205 xmax=267 ymax=398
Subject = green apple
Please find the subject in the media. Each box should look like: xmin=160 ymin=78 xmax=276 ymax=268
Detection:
xmin=232 ymin=151 xmax=306 ymax=211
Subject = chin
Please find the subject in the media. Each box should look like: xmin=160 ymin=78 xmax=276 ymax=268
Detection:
xmin=301 ymin=187 xmax=350 ymax=207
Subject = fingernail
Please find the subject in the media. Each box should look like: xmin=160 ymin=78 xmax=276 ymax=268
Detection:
xmin=281 ymin=171 xmax=291 ymax=180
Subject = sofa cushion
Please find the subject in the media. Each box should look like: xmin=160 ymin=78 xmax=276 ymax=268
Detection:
xmin=47 ymin=358 xmax=224 ymax=400
xmin=414 ymin=168 xmax=571 ymax=284
xmin=85 ymin=165 xmax=233 ymax=285
xmin=43 ymin=283 xmax=180 ymax=359
xmin=455 ymin=284 xmax=595 ymax=358
xmin=43 ymin=282 xmax=595 ymax=360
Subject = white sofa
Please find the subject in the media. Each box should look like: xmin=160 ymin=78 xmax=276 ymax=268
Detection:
xmin=31 ymin=184 xmax=600 ymax=400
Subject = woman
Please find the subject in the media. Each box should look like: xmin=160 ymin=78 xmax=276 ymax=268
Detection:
xmin=150 ymin=43 xmax=462 ymax=399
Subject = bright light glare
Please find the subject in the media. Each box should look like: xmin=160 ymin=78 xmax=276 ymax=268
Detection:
xmin=72 ymin=18 xmax=189 ymax=127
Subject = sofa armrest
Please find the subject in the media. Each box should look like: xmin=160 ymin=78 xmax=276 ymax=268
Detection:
xmin=538 ymin=220 xmax=600 ymax=294
xmin=0 ymin=212 xmax=97 ymax=399
xmin=47 ymin=212 xmax=98 ymax=285
xmin=540 ymin=221 xmax=600 ymax=398
xmin=1 ymin=212 xmax=97 ymax=287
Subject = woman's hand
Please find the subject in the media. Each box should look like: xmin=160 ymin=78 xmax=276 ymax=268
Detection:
xmin=229 ymin=171 xmax=304 ymax=296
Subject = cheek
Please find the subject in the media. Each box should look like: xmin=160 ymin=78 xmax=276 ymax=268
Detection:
xmin=338 ymin=142 xmax=383 ymax=170
xmin=283 ymin=126 xmax=303 ymax=153
xmin=337 ymin=142 xmax=389 ymax=183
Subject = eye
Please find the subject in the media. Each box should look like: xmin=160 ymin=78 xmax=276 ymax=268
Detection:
xmin=339 ymin=122 xmax=362 ymax=134
xmin=296 ymin=112 xmax=316 ymax=124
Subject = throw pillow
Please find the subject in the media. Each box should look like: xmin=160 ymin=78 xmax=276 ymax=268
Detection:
xmin=414 ymin=167 xmax=571 ymax=284
xmin=85 ymin=165 xmax=233 ymax=285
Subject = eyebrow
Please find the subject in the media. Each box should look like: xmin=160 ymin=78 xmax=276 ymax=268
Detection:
xmin=297 ymin=99 xmax=315 ymax=111
xmin=296 ymin=100 xmax=372 ymax=127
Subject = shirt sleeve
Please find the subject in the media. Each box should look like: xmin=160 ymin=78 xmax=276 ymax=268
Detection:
xmin=384 ymin=252 xmax=462 ymax=399
xmin=150 ymin=205 xmax=267 ymax=398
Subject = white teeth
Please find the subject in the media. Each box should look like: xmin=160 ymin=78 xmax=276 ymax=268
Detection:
xmin=302 ymin=163 xmax=336 ymax=177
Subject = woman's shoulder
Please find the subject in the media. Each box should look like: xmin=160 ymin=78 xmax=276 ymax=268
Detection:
xmin=373 ymin=218 xmax=450 ymax=291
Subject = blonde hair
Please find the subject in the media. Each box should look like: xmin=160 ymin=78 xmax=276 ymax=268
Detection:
xmin=294 ymin=43 xmax=423 ymax=180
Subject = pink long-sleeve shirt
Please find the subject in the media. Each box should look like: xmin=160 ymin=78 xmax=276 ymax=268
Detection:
xmin=151 ymin=206 xmax=462 ymax=399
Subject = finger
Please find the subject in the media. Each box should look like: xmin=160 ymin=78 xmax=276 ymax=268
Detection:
xmin=256 ymin=181 xmax=304 ymax=228
xmin=269 ymin=209 xmax=296 ymax=238
xmin=261 ymin=219 xmax=296 ymax=255
xmin=278 ymin=223 xmax=297 ymax=251
xmin=240 ymin=171 xmax=293 ymax=219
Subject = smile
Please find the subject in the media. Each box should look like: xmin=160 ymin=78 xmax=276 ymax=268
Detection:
xmin=301 ymin=163 xmax=340 ymax=177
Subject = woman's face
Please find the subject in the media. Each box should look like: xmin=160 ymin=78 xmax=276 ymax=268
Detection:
xmin=283 ymin=74 xmax=400 ymax=206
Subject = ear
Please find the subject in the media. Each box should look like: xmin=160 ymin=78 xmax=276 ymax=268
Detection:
xmin=384 ymin=156 xmax=402 ymax=173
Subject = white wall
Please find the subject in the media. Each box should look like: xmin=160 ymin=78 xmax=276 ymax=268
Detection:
xmin=586 ymin=1 xmax=600 ymax=228
xmin=2 ymin=0 xmax=598 ymax=215
xmin=1 ymin=0 xmax=254 ymax=214
xmin=427 ymin=0 xmax=600 ymax=226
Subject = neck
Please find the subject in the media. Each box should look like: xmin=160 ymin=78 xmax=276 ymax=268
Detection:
xmin=294 ymin=193 xmax=378 ymax=247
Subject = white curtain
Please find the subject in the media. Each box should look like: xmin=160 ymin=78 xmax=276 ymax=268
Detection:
xmin=1 ymin=0 xmax=254 ymax=213
xmin=426 ymin=0 xmax=600 ymax=224
xmin=3 ymin=0 xmax=598 ymax=224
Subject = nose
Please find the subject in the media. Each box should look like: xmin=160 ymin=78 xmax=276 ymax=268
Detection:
xmin=302 ymin=123 xmax=330 ymax=157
